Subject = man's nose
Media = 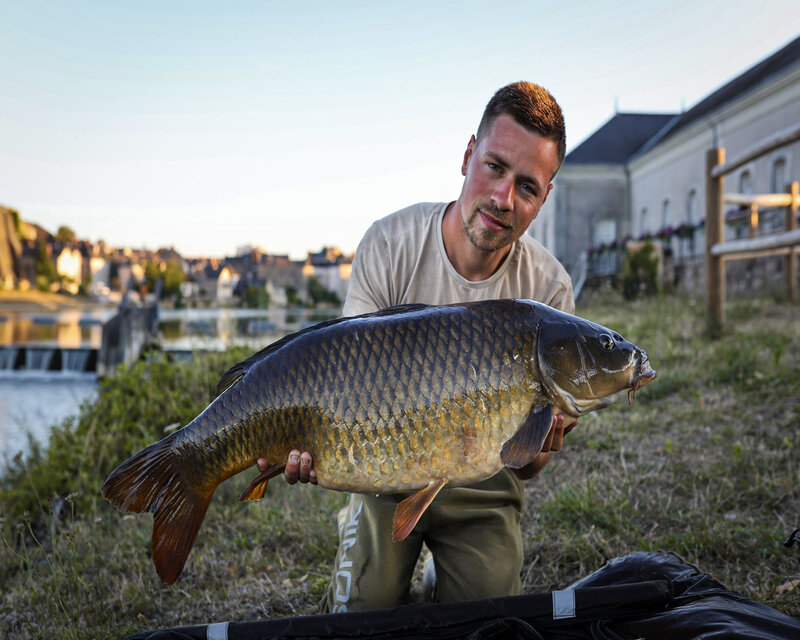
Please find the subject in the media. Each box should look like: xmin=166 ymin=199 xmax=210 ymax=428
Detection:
xmin=491 ymin=177 xmax=514 ymax=211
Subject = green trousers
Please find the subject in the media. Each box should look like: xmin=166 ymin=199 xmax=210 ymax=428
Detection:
xmin=320 ymin=469 xmax=525 ymax=612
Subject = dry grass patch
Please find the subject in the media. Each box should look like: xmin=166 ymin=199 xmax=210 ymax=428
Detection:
xmin=1 ymin=292 xmax=798 ymax=638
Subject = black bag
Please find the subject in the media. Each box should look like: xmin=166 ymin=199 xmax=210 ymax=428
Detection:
xmin=127 ymin=551 xmax=800 ymax=640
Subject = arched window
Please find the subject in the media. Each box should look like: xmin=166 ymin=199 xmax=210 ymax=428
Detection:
xmin=685 ymin=190 xmax=698 ymax=255
xmin=771 ymin=158 xmax=787 ymax=193
xmin=767 ymin=158 xmax=789 ymax=232
xmin=660 ymin=199 xmax=672 ymax=252
xmin=686 ymin=190 xmax=697 ymax=224
xmin=738 ymin=170 xmax=753 ymax=194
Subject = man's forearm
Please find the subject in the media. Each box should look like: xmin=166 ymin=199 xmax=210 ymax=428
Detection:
xmin=510 ymin=451 xmax=553 ymax=480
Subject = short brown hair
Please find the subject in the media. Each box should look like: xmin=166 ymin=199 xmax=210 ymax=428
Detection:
xmin=476 ymin=82 xmax=566 ymax=175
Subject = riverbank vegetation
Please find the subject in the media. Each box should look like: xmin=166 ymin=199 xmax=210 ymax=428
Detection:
xmin=1 ymin=293 xmax=798 ymax=638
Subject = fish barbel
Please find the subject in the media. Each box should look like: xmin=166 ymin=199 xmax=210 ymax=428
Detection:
xmin=102 ymin=299 xmax=656 ymax=585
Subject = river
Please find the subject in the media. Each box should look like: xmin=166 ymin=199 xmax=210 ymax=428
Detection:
xmin=0 ymin=371 xmax=98 ymax=465
xmin=0 ymin=306 xmax=340 ymax=464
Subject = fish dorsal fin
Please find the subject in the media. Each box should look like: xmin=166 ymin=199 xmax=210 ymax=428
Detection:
xmin=392 ymin=478 xmax=447 ymax=542
xmin=500 ymin=404 xmax=554 ymax=469
xmin=214 ymin=303 xmax=432 ymax=395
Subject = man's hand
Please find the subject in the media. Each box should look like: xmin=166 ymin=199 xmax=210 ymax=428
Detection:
xmin=258 ymin=450 xmax=317 ymax=485
xmin=540 ymin=414 xmax=576 ymax=453
xmin=511 ymin=414 xmax=576 ymax=480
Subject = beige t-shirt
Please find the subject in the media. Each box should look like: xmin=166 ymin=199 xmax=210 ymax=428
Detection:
xmin=343 ymin=202 xmax=574 ymax=317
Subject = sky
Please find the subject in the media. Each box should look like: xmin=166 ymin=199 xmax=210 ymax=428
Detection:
xmin=0 ymin=1 xmax=797 ymax=260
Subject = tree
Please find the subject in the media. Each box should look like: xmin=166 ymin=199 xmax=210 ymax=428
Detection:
xmin=308 ymin=276 xmax=341 ymax=305
xmin=55 ymin=225 xmax=76 ymax=244
xmin=144 ymin=260 xmax=185 ymax=298
xmin=285 ymin=286 xmax=301 ymax=307
xmin=34 ymin=242 xmax=58 ymax=290
xmin=621 ymin=240 xmax=660 ymax=300
xmin=242 ymin=285 xmax=270 ymax=309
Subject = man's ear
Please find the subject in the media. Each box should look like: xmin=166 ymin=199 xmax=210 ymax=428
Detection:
xmin=530 ymin=184 xmax=555 ymax=223
xmin=461 ymin=135 xmax=477 ymax=176
xmin=542 ymin=182 xmax=554 ymax=205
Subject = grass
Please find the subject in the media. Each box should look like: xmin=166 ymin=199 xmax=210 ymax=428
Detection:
xmin=1 ymin=292 xmax=799 ymax=638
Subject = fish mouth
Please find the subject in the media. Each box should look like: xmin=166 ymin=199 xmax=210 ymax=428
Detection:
xmin=628 ymin=351 xmax=657 ymax=404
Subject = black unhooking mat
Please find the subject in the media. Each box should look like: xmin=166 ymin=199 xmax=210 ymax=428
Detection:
xmin=126 ymin=551 xmax=800 ymax=640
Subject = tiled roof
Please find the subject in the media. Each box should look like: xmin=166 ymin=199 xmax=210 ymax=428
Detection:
xmin=566 ymin=34 xmax=800 ymax=165
xmin=565 ymin=113 xmax=677 ymax=165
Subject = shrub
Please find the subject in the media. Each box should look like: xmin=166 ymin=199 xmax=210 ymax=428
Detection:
xmin=621 ymin=240 xmax=659 ymax=300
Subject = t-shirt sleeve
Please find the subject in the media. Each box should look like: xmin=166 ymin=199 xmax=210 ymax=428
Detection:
xmin=342 ymin=223 xmax=393 ymax=317
xmin=547 ymin=278 xmax=576 ymax=315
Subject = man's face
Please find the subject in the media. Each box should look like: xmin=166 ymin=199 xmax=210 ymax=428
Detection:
xmin=458 ymin=113 xmax=558 ymax=253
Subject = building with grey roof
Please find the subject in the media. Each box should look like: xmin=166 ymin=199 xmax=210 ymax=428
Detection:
xmin=533 ymin=34 xmax=800 ymax=291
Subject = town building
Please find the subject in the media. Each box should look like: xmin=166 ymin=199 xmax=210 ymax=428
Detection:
xmin=533 ymin=34 xmax=800 ymax=293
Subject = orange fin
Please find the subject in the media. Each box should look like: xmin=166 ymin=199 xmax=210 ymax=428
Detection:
xmin=392 ymin=478 xmax=447 ymax=542
xmin=101 ymin=432 xmax=214 ymax=586
xmin=237 ymin=463 xmax=285 ymax=502
xmin=500 ymin=404 xmax=553 ymax=469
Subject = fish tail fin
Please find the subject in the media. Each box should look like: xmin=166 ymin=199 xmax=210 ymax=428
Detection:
xmin=101 ymin=433 xmax=214 ymax=585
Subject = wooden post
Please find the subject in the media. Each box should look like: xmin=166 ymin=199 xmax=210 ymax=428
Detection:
xmin=706 ymin=148 xmax=726 ymax=333
xmin=748 ymin=203 xmax=758 ymax=238
xmin=785 ymin=181 xmax=799 ymax=302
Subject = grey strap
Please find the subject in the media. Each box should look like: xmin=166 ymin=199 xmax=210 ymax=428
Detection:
xmin=552 ymin=588 xmax=576 ymax=619
xmin=206 ymin=621 xmax=229 ymax=640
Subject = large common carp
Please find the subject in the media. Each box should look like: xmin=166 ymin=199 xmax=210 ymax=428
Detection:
xmin=102 ymin=299 xmax=655 ymax=585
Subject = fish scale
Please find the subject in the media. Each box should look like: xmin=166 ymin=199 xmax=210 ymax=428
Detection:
xmin=102 ymin=299 xmax=656 ymax=585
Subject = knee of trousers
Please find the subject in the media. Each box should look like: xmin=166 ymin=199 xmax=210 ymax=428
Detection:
xmin=321 ymin=493 xmax=422 ymax=612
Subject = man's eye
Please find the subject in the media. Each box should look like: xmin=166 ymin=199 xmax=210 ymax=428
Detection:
xmin=487 ymin=163 xmax=500 ymax=172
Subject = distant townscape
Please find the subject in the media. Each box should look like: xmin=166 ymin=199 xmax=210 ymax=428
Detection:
xmin=0 ymin=207 xmax=352 ymax=309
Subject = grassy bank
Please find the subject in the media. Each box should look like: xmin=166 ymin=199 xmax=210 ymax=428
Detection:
xmin=1 ymin=293 xmax=799 ymax=638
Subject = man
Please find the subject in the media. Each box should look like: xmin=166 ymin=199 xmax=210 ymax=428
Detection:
xmin=263 ymin=81 xmax=575 ymax=611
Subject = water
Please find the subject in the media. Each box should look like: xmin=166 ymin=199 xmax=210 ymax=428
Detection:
xmin=0 ymin=307 xmax=109 ymax=463
xmin=158 ymin=307 xmax=339 ymax=352
xmin=0 ymin=307 xmax=113 ymax=349
xmin=0 ymin=306 xmax=341 ymax=463
xmin=0 ymin=372 xmax=98 ymax=464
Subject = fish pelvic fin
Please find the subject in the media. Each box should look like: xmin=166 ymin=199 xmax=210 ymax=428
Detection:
xmin=392 ymin=478 xmax=447 ymax=542
xmin=101 ymin=433 xmax=214 ymax=586
xmin=500 ymin=404 xmax=554 ymax=469
xmin=237 ymin=463 xmax=286 ymax=502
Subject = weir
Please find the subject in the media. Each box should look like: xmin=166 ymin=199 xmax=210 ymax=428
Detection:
xmin=0 ymin=346 xmax=99 ymax=373
xmin=0 ymin=292 xmax=159 ymax=377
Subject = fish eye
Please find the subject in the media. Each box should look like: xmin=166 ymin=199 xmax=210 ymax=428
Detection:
xmin=599 ymin=334 xmax=615 ymax=350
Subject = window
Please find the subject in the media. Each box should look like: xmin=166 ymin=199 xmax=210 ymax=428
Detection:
xmin=768 ymin=158 xmax=788 ymax=232
xmin=771 ymin=158 xmax=787 ymax=193
xmin=738 ymin=170 xmax=753 ymax=195
xmin=686 ymin=190 xmax=697 ymax=224
xmin=685 ymin=190 xmax=698 ymax=255
xmin=594 ymin=220 xmax=617 ymax=245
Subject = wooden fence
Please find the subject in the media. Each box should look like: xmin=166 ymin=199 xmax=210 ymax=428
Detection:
xmin=705 ymin=123 xmax=800 ymax=332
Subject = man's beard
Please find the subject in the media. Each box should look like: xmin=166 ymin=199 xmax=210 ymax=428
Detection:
xmin=462 ymin=203 xmax=515 ymax=253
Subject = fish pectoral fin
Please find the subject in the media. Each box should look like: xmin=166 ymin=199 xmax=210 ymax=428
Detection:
xmin=392 ymin=478 xmax=448 ymax=542
xmin=500 ymin=404 xmax=554 ymax=469
xmin=237 ymin=463 xmax=286 ymax=502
